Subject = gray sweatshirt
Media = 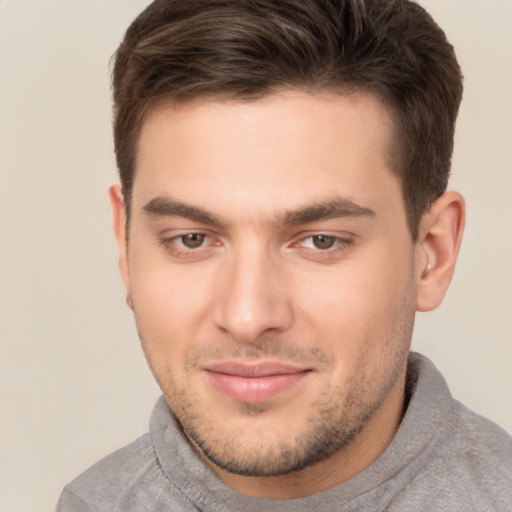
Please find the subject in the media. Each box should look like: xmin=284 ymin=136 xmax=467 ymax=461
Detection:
xmin=57 ymin=353 xmax=512 ymax=511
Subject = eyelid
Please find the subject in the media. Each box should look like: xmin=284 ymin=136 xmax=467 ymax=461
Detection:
xmin=157 ymin=228 xmax=356 ymax=260
xmin=292 ymin=230 xmax=355 ymax=246
xmin=159 ymin=230 xmax=221 ymax=258
xmin=289 ymin=232 xmax=356 ymax=261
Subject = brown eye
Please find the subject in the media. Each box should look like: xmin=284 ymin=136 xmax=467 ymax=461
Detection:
xmin=312 ymin=235 xmax=336 ymax=249
xmin=181 ymin=233 xmax=206 ymax=249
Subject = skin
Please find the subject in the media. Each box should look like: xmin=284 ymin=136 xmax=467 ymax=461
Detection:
xmin=110 ymin=91 xmax=464 ymax=499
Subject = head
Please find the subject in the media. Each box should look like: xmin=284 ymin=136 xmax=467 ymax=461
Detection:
xmin=109 ymin=0 xmax=465 ymax=498
xmin=112 ymin=0 xmax=463 ymax=240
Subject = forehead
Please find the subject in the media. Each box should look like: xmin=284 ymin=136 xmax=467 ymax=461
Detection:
xmin=133 ymin=91 xmax=402 ymax=222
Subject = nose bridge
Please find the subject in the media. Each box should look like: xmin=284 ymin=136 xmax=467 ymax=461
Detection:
xmin=213 ymin=239 xmax=292 ymax=342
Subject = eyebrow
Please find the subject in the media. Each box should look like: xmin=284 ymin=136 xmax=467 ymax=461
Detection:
xmin=143 ymin=195 xmax=376 ymax=227
xmin=143 ymin=197 xmax=224 ymax=226
xmin=277 ymin=198 xmax=376 ymax=225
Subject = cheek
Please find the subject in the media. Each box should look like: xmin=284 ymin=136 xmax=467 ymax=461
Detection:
xmin=130 ymin=266 xmax=215 ymax=393
xmin=294 ymin=249 xmax=414 ymax=354
xmin=129 ymin=253 xmax=217 ymax=349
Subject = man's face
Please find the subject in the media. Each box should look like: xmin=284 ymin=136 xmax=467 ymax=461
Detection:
xmin=117 ymin=91 xmax=421 ymax=489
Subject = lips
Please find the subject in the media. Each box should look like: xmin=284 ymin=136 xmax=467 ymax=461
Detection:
xmin=203 ymin=361 xmax=311 ymax=403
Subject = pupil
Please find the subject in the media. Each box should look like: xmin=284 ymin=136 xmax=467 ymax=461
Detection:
xmin=313 ymin=235 xmax=335 ymax=249
xmin=183 ymin=233 xmax=205 ymax=248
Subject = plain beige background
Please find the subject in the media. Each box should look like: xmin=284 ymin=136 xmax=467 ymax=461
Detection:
xmin=0 ymin=1 xmax=511 ymax=511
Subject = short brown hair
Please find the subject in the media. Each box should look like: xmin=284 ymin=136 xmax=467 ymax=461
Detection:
xmin=112 ymin=0 xmax=463 ymax=239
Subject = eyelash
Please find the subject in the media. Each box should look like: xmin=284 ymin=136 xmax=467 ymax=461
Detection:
xmin=292 ymin=234 xmax=355 ymax=262
xmin=296 ymin=234 xmax=353 ymax=250
xmin=159 ymin=232 xmax=355 ymax=259
xmin=159 ymin=232 xmax=215 ymax=258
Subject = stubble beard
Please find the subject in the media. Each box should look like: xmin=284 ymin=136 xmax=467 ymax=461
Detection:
xmin=179 ymin=382 xmax=389 ymax=477
xmin=135 ymin=290 xmax=415 ymax=478
xmin=142 ymin=337 xmax=411 ymax=478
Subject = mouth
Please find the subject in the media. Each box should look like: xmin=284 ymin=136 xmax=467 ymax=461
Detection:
xmin=203 ymin=361 xmax=313 ymax=403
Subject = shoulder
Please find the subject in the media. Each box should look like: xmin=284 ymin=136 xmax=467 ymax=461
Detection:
xmin=450 ymin=401 xmax=512 ymax=502
xmin=453 ymin=399 xmax=512 ymax=454
xmin=405 ymin=400 xmax=512 ymax=511
xmin=391 ymin=355 xmax=512 ymax=510
xmin=56 ymin=434 xmax=161 ymax=512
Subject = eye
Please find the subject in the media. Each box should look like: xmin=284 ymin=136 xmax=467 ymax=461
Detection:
xmin=301 ymin=234 xmax=343 ymax=250
xmin=292 ymin=233 xmax=355 ymax=261
xmin=180 ymin=233 xmax=207 ymax=249
xmin=307 ymin=235 xmax=337 ymax=250
xmin=159 ymin=231 xmax=216 ymax=258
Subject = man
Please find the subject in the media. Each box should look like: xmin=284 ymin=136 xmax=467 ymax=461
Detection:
xmin=57 ymin=0 xmax=512 ymax=510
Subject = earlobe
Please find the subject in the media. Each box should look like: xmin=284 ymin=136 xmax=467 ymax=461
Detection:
xmin=108 ymin=184 xmax=130 ymax=292
xmin=415 ymin=191 xmax=465 ymax=312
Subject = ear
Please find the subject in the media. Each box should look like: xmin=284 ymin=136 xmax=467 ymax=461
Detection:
xmin=109 ymin=184 xmax=130 ymax=292
xmin=415 ymin=191 xmax=465 ymax=312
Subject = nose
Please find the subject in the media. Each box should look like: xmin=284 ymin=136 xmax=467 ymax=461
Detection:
xmin=212 ymin=245 xmax=294 ymax=343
